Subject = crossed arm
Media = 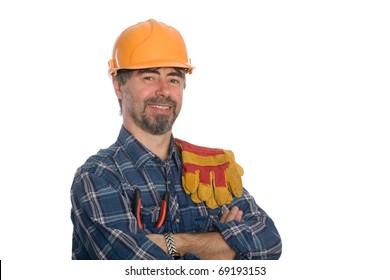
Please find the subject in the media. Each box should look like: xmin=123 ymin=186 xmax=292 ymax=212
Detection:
xmin=72 ymin=172 xmax=282 ymax=260
xmin=147 ymin=206 xmax=243 ymax=260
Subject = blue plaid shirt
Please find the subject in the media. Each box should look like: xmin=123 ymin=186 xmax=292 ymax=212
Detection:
xmin=70 ymin=126 xmax=282 ymax=260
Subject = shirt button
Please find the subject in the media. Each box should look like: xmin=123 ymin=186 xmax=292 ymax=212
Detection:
xmin=175 ymin=218 xmax=181 ymax=223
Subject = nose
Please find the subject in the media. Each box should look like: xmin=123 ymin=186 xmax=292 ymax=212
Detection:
xmin=155 ymin=79 xmax=171 ymax=98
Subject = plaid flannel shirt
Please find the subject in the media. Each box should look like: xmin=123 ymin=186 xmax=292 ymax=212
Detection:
xmin=70 ymin=126 xmax=282 ymax=259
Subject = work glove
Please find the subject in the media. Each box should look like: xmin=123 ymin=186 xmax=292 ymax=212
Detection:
xmin=175 ymin=139 xmax=244 ymax=209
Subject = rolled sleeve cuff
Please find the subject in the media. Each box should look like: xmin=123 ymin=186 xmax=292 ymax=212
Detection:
xmin=213 ymin=220 xmax=254 ymax=260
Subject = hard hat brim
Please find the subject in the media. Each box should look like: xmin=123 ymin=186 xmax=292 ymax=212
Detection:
xmin=109 ymin=59 xmax=194 ymax=75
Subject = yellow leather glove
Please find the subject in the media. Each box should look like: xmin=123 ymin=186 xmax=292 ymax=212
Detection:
xmin=175 ymin=139 xmax=244 ymax=209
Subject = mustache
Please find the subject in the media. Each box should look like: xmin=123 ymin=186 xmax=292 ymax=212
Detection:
xmin=144 ymin=97 xmax=176 ymax=106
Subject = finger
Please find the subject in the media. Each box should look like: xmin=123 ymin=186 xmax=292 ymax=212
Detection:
xmin=227 ymin=206 xmax=244 ymax=222
xmin=219 ymin=209 xmax=230 ymax=223
xmin=236 ymin=210 xmax=243 ymax=222
xmin=223 ymin=206 xmax=239 ymax=223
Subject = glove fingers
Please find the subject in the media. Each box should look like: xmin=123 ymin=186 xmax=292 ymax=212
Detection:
xmin=182 ymin=170 xmax=200 ymax=194
xmin=198 ymin=182 xmax=212 ymax=201
xmin=192 ymin=184 xmax=219 ymax=209
xmin=197 ymin=170 xmax=215 ymax=201
xmin=234 ymin=162 xmax=244 ymax=176
xmin=226 ymin=166 xmax=243 ymax=198
xmin=178 ymin=139 xmax=244 ymax=208
xmin=228 ymin=172 xmax=243 ymax=197
xmin=190 ymin=191 xmax=203 ymax=203
xmin=224 ymin=150 xmax=244 ymax=176
xmin=214 ymin=186 xmax=233 ymax=206
xmin=205 ymin=189 xmax=218 ymax=209
xmin=212 ymin=171 xmax=232 ymax=207
xmin=228 ymin=182 xmax=243 ymax=198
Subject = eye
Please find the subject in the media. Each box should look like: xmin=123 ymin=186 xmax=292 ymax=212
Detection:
xmin=170 ymin=78 xmax=183 ymax=85
xmin=143 ymin=76 xmax=154 ymax=81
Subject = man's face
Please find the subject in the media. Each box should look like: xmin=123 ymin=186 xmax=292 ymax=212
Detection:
xmin=118 ymin=67 xmax=185 ymax=135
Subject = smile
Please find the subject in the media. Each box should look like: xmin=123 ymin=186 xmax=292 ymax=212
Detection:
xmin=150 ymin=104 xmax=171 ymax=110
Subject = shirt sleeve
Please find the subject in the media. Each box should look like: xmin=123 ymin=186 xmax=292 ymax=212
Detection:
xmin=212 ymin=189 xmax=282 ymax=260
xmin=70 ymin=170 xmax=172 ymax=260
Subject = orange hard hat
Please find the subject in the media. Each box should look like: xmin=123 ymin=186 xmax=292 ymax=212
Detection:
xmin=108 ymin=19 xmax=194 ymax=76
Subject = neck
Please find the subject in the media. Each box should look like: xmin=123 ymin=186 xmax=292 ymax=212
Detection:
xmin=123 ymin=122 xmax=172 ymax=160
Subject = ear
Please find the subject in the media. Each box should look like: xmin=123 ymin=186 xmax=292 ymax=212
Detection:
xmin=112 ymin=77 xmax=123 ymax=100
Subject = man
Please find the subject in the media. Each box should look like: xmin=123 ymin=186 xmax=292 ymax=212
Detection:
xmin=70 ymin=19 xmax=282 ymax=260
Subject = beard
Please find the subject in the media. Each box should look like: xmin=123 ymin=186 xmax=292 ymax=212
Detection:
xmin=129 ymin=97 xmax=179 ymax=135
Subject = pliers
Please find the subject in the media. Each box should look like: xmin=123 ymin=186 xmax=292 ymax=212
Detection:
xmin=132 ymin=188 xmax=169 ymax=229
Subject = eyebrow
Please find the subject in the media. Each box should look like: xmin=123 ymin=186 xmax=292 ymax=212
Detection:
xmin=138 ymin=68 xmax=185 ymax=79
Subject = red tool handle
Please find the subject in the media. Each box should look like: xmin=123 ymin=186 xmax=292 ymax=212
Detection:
xmin=155 ymin=191 xmax=169 ymax=229
xmin=133 ymin=188 xmax=143 ymax=229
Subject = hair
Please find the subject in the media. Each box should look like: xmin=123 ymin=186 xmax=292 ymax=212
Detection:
xmin=114 ymin=69 xmax=134 ymax=114
xmin=114 ymin=68 xmax=187 ymax=115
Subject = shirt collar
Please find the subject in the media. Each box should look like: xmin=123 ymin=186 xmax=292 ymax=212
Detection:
xmin=116 ymin=125 xmax=181 ymax=169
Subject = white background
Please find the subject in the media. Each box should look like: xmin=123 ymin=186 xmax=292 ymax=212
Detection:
xmin=1 ymin=0 xmax=389 ymax=279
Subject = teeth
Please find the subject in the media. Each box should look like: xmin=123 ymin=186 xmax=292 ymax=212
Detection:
xmin=151 ymin=105 xmax=169 ymax=110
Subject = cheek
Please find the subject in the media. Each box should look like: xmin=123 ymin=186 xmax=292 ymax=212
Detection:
xmin=124 ymin=93 xmax=141 ymax=110
xmin=175 ymin=104 xmax=182 ymax=116
xmin=122 ymin=87 xmax=142 ymax=104
xmin=174 ymin=92 xmax=184 ymax=112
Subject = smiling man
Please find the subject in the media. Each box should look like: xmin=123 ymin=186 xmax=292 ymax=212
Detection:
xmin=70 ymin=19 xmax=282 ymax=260
xmin=116 ymin=68 xmax=184 ymax=134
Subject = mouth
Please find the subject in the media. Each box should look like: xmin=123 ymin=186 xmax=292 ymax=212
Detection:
xmin=147 ymin=103 xmax=174 ymax=116
xmin=145 ymin=97 xmax=177 ymax=116
xmin=149 ymin=104 xmax=171 ymax=110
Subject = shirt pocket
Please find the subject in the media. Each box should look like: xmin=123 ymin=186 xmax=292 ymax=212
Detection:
xmin=140 ymin=205 xmax=165 ymax=234
xmin=194 ymin=210 xmax=220 ymax=232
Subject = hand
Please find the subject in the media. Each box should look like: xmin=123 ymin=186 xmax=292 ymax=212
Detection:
xmin=219 ymin=206 xmax=243 ymax=223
